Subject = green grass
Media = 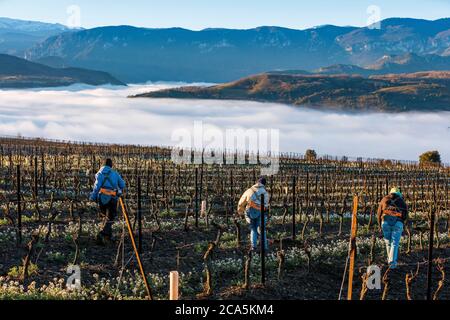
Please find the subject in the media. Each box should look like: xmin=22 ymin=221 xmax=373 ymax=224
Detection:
xmin=194 ymin=241 xmax=209 ymax=254
xmin=160 ymin=209 xmax=179 ymax=218
xmin=46 ymin=251 xmax=66 ymax=264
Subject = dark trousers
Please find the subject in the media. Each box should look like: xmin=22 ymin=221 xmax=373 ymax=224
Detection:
xmin=99 ymin=199 xmax=118 ymax=237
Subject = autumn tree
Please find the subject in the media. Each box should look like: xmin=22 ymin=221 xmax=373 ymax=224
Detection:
xmin=305 ymin=149 xmax=317 ymax=161
xmin=419 ymin=151 xmax=441 ymax=166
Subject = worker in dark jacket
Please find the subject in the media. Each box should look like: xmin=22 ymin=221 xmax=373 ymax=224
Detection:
xmin=90 ymin=159 xmax=126 ymax=244
xmin=377 ymin=187 xmax=408 ymax=269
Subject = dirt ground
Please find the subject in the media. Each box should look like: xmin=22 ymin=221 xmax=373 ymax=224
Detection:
xmin=2 ymin=211 xmax=448 ymax=300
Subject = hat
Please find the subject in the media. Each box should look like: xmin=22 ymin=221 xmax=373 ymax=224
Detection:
xmin=105 ymin=158 xmax=113 ymax=168
xmin=258 ymin=176 xmax=267 ymax=186
xmin=390 ymin=187 xmax=403 ymax=197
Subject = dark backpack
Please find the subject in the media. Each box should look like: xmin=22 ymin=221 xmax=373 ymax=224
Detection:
xmin=383 ymin=196 xmax=404 ymax=225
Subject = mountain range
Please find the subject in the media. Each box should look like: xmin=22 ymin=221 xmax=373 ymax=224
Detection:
xmin=0 ymin=54 xmax=124 ymax=88
xmin=24 ymin=18 xmax=450 ymax=83
xmin=0 ymin=17 xmax=77 ymax=56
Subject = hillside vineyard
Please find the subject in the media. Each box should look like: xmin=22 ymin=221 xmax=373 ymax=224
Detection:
xmin=0 ymin=137 xmax=449 ymax=300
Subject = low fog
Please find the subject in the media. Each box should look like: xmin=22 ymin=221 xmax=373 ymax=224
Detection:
xmin=0 ymin=83 xmax=449 ymax=163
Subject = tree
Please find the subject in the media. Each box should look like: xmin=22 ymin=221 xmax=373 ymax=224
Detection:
xmin=305 ymin=149 xmax=317 ymax=161
xmin=419 ymin=151 xmax=441 ymax=166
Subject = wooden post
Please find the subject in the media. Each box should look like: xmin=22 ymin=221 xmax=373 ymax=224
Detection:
xmin=199 ymin=165 xmax=203 ymax=215
xmin=92 ymin=155 xmax=96 ymax=177
xmin=426 ymin=183 xmax=437 ymax=300
xmin=230 ymin=171 xmax=234 ymax=203
xmin=385 ymin=177 xmax=389 ymax=196
xmin=33 ymin=156 xmax=38 ymax=199
xmin=306 ymin=172 xmax=310 ymax=209
xmin=41 ymin=154 xmax=46 ymax=195
xmin=170 ymin=271 xmax=179 ymax=300
xmin=17 ymin=164 xmax=22 ymax=245
xmin=201 ymin=200 xmax=207 ymax=217
xmin=146 ymin=165 xmax=150 ymax=197
xmin=119 ymin=198 xmax=153 ymax=300
xmin=137 ymin=177 xmax=142 ymax=254
xmin=162 ymin=162 xmax=166 ymax=199
xmin=261 ymin=194 xmax=266 ymax=285
xmin=292 ymin=176 xmax=296 ymax=240
xmin=347 ymin=195 xmax=358 ymax=300
xmin=195 ymin=168 xmax=199 ymax=228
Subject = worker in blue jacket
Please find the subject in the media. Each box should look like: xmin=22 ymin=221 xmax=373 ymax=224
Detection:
xmin=90 ymin=159 xmax=126 ymax=244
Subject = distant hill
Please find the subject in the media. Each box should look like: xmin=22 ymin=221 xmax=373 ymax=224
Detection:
xmin=25 ymin=18 xmax=450 ymax=83
xmin=367 ymin=53 xmax=450 ymax=73
xmin=132 ymin=72 xmax=450 ymax=112
xmin=314 ymin=64 xmax=373 ymax=76
xmin=32 ymin=56 xmax=71 ymax=68
xmin=267 ymin=69 xmax=312 ymax=75
xmin=0 ymin=17 xmax=75 ymax=56
xmin=271 ymin=53 xmax=450 ymax=77
xmin=0 ymin=54 xmax=125 ymax=88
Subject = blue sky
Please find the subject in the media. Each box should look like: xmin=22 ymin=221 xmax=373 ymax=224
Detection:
xmin=0 ymin=0 xmax=449 ymax=30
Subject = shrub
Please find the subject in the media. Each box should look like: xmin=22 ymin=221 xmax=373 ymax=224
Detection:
xmin=305 ymin=149 xmax=317 ymax=161
xmin=8 ymin=263 xmax=39 ymax=279
xmin=419 ymin=151 xmax=441 ymax=166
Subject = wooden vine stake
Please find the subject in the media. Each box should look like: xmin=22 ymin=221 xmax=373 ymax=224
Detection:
xmin=347 ymin=195 xmax=358 ymax=300
xmin=17 ymin=164 xmax=22 ymax=246
xmin=426 ymin=182 xmax=437 ymax=300
xmin=170 ymin=271 xmax=179 ymax=300
xmin=260 ymin=194 xmax=266 ymax=285
xmin=119 ymin=197 xmax=153 ymax=300
xmin=201 ymin=200 xmax=207 ymax=217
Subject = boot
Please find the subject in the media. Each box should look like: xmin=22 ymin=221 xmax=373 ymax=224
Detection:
xmin=96 ymin=231 xmax=113 ymax=246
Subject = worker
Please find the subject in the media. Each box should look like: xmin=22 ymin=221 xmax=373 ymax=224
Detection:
xmin=377 ymin=187 xmax=408 ymax=269
xmin=90 ymin=158 xmax=126 ymax=245
xmin=238 ymin=177 xmax=270 ymax=252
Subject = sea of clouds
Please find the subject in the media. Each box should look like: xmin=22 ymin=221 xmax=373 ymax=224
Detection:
xmin=0 ymin=83 xmax=449 ymax=163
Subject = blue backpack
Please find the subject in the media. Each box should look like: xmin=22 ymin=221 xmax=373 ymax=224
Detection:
xmin=98 ymin=171 xmax=116 ymax=205
xmin=246 ymin=189 xmax=266 ymax=220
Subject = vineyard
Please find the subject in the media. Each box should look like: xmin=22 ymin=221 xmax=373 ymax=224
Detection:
xmin=0 ymin=136 xmax=449 ymax=300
